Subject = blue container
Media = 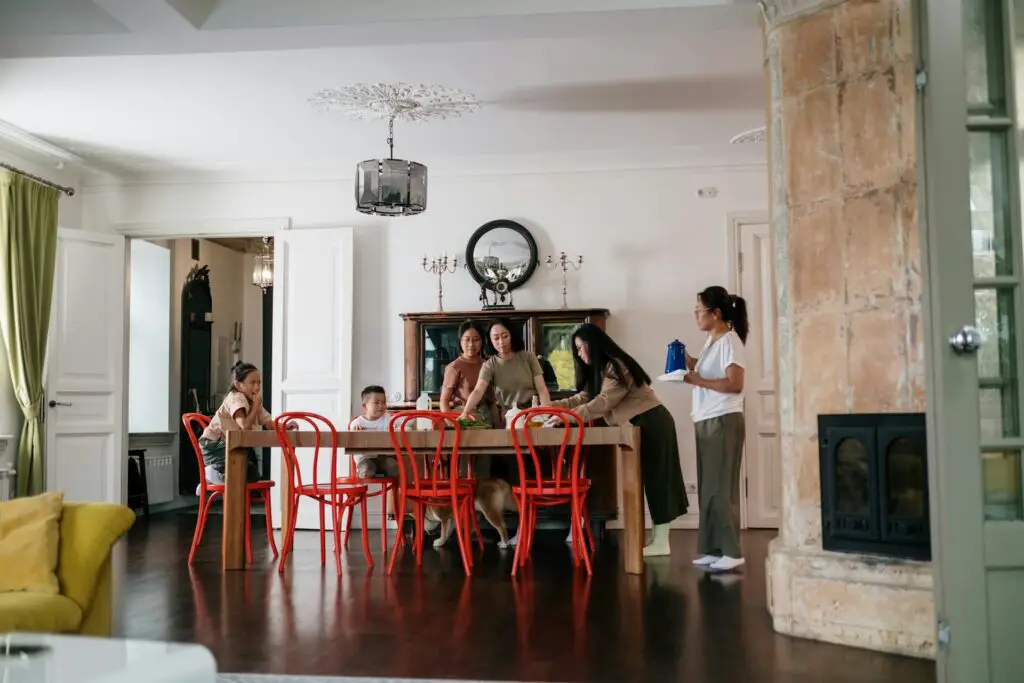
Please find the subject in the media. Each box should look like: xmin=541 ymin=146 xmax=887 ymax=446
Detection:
xmin=665 ymin=339 xmax=687 ymax=374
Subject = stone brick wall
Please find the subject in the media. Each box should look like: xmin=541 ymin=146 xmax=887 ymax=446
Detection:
xmin=769 ymin=0 xmax=923 ymax=550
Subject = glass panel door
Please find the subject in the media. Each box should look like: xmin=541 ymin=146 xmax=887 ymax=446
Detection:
xmin=921 ymin=0 xmax=1024 ymax=678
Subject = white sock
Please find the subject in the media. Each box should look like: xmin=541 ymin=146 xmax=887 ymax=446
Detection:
xmin=642 ymin=523 xmax=671 ymax=557
xmin=708 ymin=555 xmax=745 ymax=571
xmin=692 ymin=555 xmax=720 ymax=566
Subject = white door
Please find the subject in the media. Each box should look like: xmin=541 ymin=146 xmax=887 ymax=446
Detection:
xmin=733 ymin=216 xmax=781 ymax=529
xmin=44 ymin=229 xmax=127 ymax=503
xmin=270 ymin=228 xmax=354 ymax=530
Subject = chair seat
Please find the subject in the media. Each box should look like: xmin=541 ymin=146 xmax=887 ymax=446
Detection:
xmin=404 ymin=481 xmax=475 ymax=500
xmin=514 ymin=479 xmax=591 ymax=497
xmin=336 ymin=475 xmax=396 ymax=485
xmin=297 ymin=482 xmax=368 ymax=499
xmin=207 ymin=479 xmax=275 ymax=492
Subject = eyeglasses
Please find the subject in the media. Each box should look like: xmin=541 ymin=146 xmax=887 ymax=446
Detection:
xmin=694 ymin=308 xmax=711 ymax=315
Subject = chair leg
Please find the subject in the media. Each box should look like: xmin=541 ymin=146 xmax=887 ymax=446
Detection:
xmin=360 ymin=495 xmax=374 ymax=569
xmin=188 ymin=494 xmax=216 ymax=565
xmin=414 ymin=502 xmax=425 ymax=567
xmin=452 ymin=496 xmax=473 ymax=576
xmin=263 ymin=489 xmax=279 ymax=558
xmin=278 ymin=494 xmax=301 ymax=574
xmin=380 ymin=485 xmax=389 ymax=557
xmin=342 ymin=503 xmax=353 ymax=549
xmin=332 ymin=498 xmax=344 ymax=576
xmin=386 ymin=492 xmax=408 ymax=575
xmin=318 ymin=500 xmax=327 ymax=566
xmin=511 ymin=499 xmax=528 ymax=577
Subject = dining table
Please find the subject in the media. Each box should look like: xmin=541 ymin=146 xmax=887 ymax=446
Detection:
xmin=217 ymin=408 xmax=645 ymax=574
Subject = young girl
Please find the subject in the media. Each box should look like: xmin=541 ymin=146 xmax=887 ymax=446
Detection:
xmin=684 ymin=286 xmax=749 ymax=572
xmin=198 ymin=361 xmax=279 ymax=484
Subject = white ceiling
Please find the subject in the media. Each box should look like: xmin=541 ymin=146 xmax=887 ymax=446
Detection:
xmin=0 ymin=0 xmax=767 ymax=175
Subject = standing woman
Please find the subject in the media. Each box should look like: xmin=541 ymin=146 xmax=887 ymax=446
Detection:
xmin=684 ymin=286 xmax=749 ymax=572
xmin=553 ymin=324 xmax=688 ymax=557
xmin=440 ymin=319 xmax=496 ymax=426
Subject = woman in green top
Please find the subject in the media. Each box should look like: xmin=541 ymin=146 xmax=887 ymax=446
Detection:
xmin=458 ymin=319 xmax=552 ymax=425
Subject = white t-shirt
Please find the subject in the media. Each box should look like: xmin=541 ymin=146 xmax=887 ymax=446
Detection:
xmin=691 ymin=331 xmax=746 ymax=423
xmin=350 ymin=414 xmax=390 ymax=463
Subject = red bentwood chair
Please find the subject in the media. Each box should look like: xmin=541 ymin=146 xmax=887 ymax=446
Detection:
xmin=386 ymin=411 xmax=477 ymax=575
xmin=182 ymin=413 xmax=278 ymax=565
xmin=336 ymin=416 xmax=398 ymax=557
xmin=509 ymin=407 xmax=595 ymax=576
xmin=273 ymin=412 xmax=373 ymax=575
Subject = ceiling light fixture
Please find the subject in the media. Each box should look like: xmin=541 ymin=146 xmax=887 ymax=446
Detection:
xmin=251 ymin=237 xmax=274 ymax=292
xmin=308 ymin=83 xmax=480 ymax=217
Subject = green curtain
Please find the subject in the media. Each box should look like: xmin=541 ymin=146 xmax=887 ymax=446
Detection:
xmin=0 ymin=171 xmax=60 ymax=497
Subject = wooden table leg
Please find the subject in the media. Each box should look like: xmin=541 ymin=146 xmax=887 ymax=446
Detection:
xmin=222 ymin=429 xmax=248 ymax=571
xmin=619 ymin=426 xmax=644 ymax=575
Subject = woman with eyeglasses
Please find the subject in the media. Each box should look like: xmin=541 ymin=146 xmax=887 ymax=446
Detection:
xmin=683 ymin=286 xmax=750 ymax=572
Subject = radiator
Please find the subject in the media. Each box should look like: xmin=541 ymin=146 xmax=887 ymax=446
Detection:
xmin=145 ymin=455 xmax=176 ymax=505
xmin=0 ymin=468 xmax=14 ymax=501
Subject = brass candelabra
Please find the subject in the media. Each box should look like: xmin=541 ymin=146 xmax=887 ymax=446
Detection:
xmin=422 ymin=253 xmax=458 ymax=311
xmin=545 ymin=252 xmax=583 ymax=309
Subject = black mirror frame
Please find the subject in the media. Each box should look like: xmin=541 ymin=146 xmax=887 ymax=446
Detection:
xmin=464 ymin=219 xmax=539 ymax=292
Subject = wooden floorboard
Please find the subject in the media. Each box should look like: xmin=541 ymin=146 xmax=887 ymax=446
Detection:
xmin=119 ymin=513 xmax=937 ymax=683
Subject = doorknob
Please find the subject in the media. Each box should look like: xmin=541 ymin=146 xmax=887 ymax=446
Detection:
xmin=47 ymin=400 xmax=71 ymax=408
xmin=949 ymin=325 xmax=983 ymax=354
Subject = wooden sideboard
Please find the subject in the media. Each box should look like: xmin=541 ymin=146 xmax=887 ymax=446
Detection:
xmin=399 ymin=308 xmax=617 ymax=529
xmin=400 ymin=307 xmax=610 ymax=402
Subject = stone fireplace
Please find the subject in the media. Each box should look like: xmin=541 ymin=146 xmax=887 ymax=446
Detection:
xmin=818 ymin=413 xmax=930 ymax=561
xmin=763 ymin=0 xmax=935 ymax=659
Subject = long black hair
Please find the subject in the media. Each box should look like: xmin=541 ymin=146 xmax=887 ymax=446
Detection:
xmin=571 ymin=324 xmax=651 ymax=396
xmin=229 ymin=361 xmax=258 ymax=392
xmin=698 ymin=285 xmax=749 ymax=344
xmin=487 ymin=318 xmax=526 ymax=353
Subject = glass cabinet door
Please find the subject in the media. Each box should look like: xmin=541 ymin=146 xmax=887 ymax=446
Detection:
xmin=538 ymin=322 xmax=581 ymax=392
xmin=421 ymin=323 xmax=460 ymax=394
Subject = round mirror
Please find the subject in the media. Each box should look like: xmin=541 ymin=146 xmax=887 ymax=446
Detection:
xmin=465 ymin=219 xmax=538 ymax=292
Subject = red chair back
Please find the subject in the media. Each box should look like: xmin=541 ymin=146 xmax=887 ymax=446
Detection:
xmin=182 ymin=413 xmax=213 ymax=493
xmin=388 ymin=411 xmax=462 ymax=496
xmin=509 ymin=407 xmax=587 ymax=491
xmin=273 ymin=412 xmax=339 ymax=493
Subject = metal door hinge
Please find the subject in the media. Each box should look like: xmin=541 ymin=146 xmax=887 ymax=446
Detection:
xmin=738 ymin=251 xmax=744 ymax=273
xmin=915 ymin=68 xmax=928 ymax=92
xmin=937 ymin=619 xmax=951 ymax=651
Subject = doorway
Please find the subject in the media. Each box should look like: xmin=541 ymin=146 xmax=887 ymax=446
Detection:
xmin=126 ymin=236 xmax=274 ymax=508
xmin=729 ymin=212 xmax=782 ymax=529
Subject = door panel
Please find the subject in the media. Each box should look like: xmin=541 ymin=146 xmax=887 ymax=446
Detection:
xmin=735 ymin=217 xmax=781 ymax=529
xmin=45 ymin=230 xmax=126 ymax=503
xmin=269 ymin=228 xmax=354 ymax=530
xmin=920 ymin=0 xmax=1024 ymax=678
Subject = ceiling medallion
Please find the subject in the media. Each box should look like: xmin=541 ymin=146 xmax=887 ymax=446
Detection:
xmin=730 ymin=126 xmax=767 ymax=145
xmin=310 ymin=83 xmax=480 ymax=217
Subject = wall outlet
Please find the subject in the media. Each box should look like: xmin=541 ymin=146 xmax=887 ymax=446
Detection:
xmin=686 ymin=483 xmax=697 ymax=494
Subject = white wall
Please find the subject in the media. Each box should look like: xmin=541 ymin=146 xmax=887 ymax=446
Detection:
xmin=0 ymin=144 xmax=88 ymax=467
xmin=128 ymin=239 xmax=171 ymax=432
xmin=84 ymin=150 xmax=769 ymax=495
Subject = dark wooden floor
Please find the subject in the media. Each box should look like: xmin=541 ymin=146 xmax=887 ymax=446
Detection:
xmin=119 ymin=513 xmax=937 ymax=683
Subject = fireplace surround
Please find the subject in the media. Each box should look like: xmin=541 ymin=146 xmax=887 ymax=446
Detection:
xmin=818 ymin=413 xmax=930 ymax=561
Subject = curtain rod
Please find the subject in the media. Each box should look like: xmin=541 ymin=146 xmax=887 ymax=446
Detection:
xmin=0 ymin=162 xmax=75 ymax=197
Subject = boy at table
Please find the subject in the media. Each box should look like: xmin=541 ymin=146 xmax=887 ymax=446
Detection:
xmin=349 ymin=385 xmax=400 ymax=478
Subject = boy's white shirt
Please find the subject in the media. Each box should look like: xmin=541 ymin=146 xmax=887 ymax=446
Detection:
xmin=350 ymin=413 xmax=390 ymax=463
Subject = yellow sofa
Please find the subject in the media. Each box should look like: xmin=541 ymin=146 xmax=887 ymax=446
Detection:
xmin=0 ymin=501 xmax=135 ymax=636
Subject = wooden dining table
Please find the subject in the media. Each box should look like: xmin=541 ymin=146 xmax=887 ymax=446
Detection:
xmin=218 ymin=411 xmax=645 ymax=574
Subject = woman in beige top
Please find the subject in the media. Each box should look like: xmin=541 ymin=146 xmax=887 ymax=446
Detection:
xmin=552 ymin=324 xmax=688 ymax=558
xmin=458 ymin=319 xmax=552 ymax=424
xmin=440 ymin=319 xmax=497 ymax=426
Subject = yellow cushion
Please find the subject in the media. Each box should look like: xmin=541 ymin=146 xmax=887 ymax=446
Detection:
xmin=56 ymin=502 xmax=135 ymax=611
xmin=0 ymin=492 xmax=64 ymax=594
xmin=0 ymin=592 xmax=82 ymax=633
